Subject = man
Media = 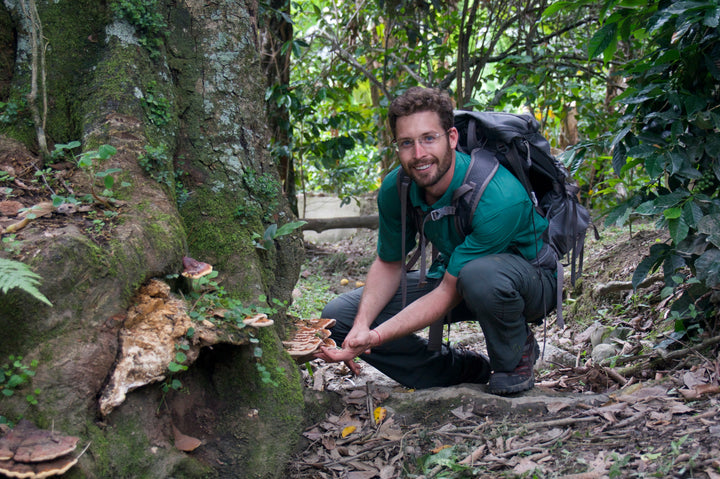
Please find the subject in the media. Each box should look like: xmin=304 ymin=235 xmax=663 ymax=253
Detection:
xmin=316 ymin=87 xmax=557 ymax=395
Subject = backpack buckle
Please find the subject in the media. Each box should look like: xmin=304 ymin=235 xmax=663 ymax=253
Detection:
xmin=429 ymin=206 xmax=455 ymax=222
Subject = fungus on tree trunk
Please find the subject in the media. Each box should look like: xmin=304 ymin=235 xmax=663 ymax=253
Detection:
xmin=0 ymin=420 xmax=81 ymax=478
xmin=181 ymin=256 xmax=213 ymax=279
xmin=243 ymin=313 xmax=274 ymax=328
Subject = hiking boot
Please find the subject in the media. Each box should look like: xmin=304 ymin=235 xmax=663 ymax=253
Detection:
xmin=488 ymin=331 xmax=539 ymax=395
xmin=457 ymin=349 xmax=491 ymax=384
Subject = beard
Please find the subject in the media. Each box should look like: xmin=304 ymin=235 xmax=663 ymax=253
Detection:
xmin=402 ymin=142 xmax=453 ymax=189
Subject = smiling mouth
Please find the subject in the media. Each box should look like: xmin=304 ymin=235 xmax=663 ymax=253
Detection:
xmin=414 ymin=163 xmax=432 ymax=171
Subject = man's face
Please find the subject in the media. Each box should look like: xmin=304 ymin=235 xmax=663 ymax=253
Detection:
xmin=394 ymin=111 xmax=458 ymax=197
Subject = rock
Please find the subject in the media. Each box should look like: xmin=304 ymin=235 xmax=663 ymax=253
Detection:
xmin=609 ymin=326 xmax=634 ymax=341
xmin=591 ymin=343 xmax=619 ymax=364
xmin=589 ymin=323 xmax=612 ymax=348
xmin=536 ymin=343 xmax=576 ymax=369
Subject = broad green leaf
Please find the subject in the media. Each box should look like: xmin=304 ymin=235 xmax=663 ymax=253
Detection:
xmin=668 ymin=216 xmax=689 ymax=244
xmin=168 ymin=362 xmax=184 ymax=372
xmin=588 ymin=22 xmax=618 ymax=59
xmin=274 ymin=220 xmax=307 ymax=237
xmin=97 ymin=144 xmax=117 ymax=160
xmin=541 ymin=1 xmax=571 ymax=18
xmin=632 ymin=244 xmax=669 ymax=289
xmin=664 ymin=207 xmax=682 ymax=219
xmin=698 ymin=214 xmax=720 ymax=248
xmin=695 ymin=248 xmax=720 ymax=287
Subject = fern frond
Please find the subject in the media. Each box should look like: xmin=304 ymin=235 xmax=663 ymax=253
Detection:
xmin=0 ymin=257 xmax=52 ymax=306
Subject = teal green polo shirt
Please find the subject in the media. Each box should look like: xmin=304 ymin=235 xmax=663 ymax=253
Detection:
xmin=377 ymin=151 xmax=548 ymax=278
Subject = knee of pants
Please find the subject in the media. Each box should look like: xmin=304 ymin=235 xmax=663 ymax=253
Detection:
xmin=321 ymin=291 xmax=361 ymax=336
xmin=457 ymin=256 xmax=521 ymax=317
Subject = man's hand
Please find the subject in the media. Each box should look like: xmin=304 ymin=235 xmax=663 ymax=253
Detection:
xmin=314 ymin=325 xmax=377 ymax=376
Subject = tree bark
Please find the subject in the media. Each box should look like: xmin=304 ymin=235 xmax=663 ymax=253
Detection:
xmin=0 ymin=2 xmax=304 ymax=477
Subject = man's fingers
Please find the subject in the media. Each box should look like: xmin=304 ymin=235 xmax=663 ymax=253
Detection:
xmin=344 ymin=360 xmax=361 ymax=376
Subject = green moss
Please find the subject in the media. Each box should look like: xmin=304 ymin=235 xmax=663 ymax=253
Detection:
xmin=86 ymin=419 xmax=157 ymax=478
xmin=205 ymin=340 xmax=303 ymax=478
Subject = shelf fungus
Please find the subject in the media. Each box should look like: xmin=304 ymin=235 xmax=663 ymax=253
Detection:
xmin=0 ymin=420 xmax=81 ymax=478
xmin=181 ymin=256 xmax=213 ymax=279
xmin=282 ymin=318 xmax=336 ymax=363
xmin=242 ymin=313 xmax=274 ymax=328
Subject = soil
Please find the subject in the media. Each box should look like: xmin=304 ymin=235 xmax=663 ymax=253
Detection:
xmin=285 ymin=226 xmax=720 ymax=479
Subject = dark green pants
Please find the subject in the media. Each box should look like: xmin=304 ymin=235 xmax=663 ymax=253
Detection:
xmin=322 ymin=254 xmax=557 ymax=389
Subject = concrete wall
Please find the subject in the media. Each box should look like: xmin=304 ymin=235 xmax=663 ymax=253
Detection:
xmin=298 ymin=194 xmax=362 ymax=243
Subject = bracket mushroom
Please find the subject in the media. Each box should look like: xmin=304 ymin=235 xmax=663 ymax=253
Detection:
xmin=282 ymin=318 xmax=336 ymax=363
xmin=181 ymin=256 xmax=213 ymax=279
xmin=0 ymin=420 xmax=81 ymax=478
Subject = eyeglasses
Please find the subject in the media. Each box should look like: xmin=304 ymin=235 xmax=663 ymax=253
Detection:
xmin=393 ymin=131 xmax=448 ymax=152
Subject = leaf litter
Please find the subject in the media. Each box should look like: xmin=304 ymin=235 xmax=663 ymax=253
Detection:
xmin=287 ymin=225 xmax=720 ymax=478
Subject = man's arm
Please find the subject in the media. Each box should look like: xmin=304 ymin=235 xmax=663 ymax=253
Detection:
xmin=319 ymin=270 xmax=461 ymax=362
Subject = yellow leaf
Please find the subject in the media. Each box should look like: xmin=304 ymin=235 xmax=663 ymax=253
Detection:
xmin=373 ymin=407 xmax=387 ymax=424
xmin=341 ymin=425 xmax=356 ymax=438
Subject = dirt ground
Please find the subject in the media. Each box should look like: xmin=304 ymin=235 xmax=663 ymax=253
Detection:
xmin=285 ymin=227 xmax=720 ymax=479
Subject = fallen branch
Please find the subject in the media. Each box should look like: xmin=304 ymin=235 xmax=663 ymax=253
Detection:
xmin=592 ymin=273 xmax=664 ymax=298
xmin=617 ymin=334 xmax=720 ymax=377
xmin=301 ymin=215 xmax=379 ymax=233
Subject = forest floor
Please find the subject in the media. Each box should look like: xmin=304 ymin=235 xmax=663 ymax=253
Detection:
xmin=284 ymin=223 xmax=720 ymax=479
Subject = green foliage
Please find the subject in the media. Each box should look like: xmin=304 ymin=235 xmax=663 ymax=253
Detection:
xmin=111 ymin=0 xmax=166 ymax=58
xmin=0 ymin=258 xmax=52 ymax=306
xmin=73 ymin=143 xmax=130 ymax=205
xmin=0 ymin=355 xmax=41 ymax=425
xmin=0 ymin=98 xmax=25 ymax=125
xmin=141 ymin=81 xmax=171 ymax=126
xmin=2 ymin=234 xmax=22 ymax=255
xmin=587 ymin=0 xmax=720 ymax=331
xmin=252 ymin=220 xmax=306 ymax=250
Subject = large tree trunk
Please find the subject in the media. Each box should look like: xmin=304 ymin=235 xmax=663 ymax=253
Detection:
xmin=0 ymin=1 xmax=305 ymax=477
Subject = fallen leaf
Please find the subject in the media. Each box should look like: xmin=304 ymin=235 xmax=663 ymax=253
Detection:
xmin=374 ymin=406 xmax=387 ymax=424
xmin=431 ymin=444 xmax=451 ymax=454
xmin=341 ymin=426 xmax=356 ymax=438
xmin=546 ymin=401 xmax=571 ymax=414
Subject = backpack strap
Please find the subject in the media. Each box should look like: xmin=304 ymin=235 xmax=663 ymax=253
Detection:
xmin=453 ymin=149 xmax=499 ymax=239
xmin=399 ymin=171 xmax=411 ymax=308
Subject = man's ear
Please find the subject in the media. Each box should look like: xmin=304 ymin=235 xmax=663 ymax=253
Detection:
xmin=448 ymin=126 xmax=459 ymax=149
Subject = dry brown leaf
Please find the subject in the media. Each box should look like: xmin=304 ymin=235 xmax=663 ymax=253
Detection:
xmin=546 ymin=401 xmax=571 ymax=414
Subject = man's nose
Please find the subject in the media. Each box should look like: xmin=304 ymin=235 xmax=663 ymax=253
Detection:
xmin=412 ymin=140 xmax=428 ymax=157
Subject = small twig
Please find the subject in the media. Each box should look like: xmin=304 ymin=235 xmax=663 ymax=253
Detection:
xmin=601 ymin=366 xmax=627 ymax=386
xmin=613 ymin=411 xmax=644 ymax=428
xmin=32 ymin=164 xmax=56 ymax=195
xmin=522 ymin=415 xmax=599 ymax=430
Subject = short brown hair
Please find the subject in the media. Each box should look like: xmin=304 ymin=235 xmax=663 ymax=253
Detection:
xmin=388 ymin=87 xmax=455 ymax=138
